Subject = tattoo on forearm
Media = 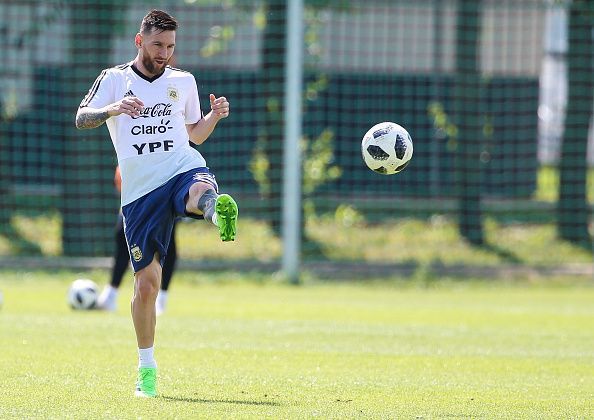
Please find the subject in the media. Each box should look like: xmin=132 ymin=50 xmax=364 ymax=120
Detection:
xmin=75 ymin=108 xmax=110 ymax=129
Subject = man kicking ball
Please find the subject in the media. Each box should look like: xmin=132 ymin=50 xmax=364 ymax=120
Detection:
xmin=75 ymin=9 xmax=238 ymax=397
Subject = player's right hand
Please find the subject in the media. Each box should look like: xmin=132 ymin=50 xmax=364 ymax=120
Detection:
xmin=107 ymin=97 xmax=144 ymax=118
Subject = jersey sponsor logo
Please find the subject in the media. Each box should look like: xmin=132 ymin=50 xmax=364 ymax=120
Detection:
xmin=124 ymin=89 xmax=135 ymax=97
xmin=130 ymin=245 xmax=143 ymax=262
xmin=132 ymin=103 xmax=172 ymax=119
xmin=132 ymin=140 xmax=174 ymax=155
xmin=131 ymin=119 xmax=173 ymax=135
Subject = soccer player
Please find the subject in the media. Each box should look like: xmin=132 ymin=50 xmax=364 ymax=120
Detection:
xmin=75 ymin=9 xmax=238 ymax=398
xmin=97 ymin=166 xmax=177 ymax=316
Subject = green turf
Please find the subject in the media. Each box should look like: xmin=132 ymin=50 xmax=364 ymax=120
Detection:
xmin=0 ymin=271 xmax=593 ymax=418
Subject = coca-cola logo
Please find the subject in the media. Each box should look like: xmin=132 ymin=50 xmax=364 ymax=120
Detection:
xmin=132 ymin=103 xmax=172 ymax=119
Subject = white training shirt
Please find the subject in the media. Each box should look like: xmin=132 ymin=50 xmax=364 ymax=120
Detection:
xmin=79 ymin=62 xmax=205 ymax=206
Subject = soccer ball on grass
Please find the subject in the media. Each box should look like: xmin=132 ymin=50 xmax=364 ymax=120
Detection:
xmin=361 ymin=122 xmax=413 ymax=175
xmin=68 ymin=279 xmax=99 ymax=310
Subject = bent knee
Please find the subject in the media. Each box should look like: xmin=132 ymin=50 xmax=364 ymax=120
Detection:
xmin=134 ymin=261 xmax=161 ymax=302
xmin=135 ymin=279 xmax=158 ymax=302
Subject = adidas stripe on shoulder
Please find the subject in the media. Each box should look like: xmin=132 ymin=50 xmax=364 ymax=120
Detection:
xmin=79 ymin=69 xmax=108 ymax=108
xmin=166 ymin=65 xmax=190 ymax=74
xmin=79 ymin=63 xmax=131 ymax=108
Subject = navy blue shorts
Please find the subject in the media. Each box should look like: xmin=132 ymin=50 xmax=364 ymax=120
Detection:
xmin=121 ymin=167 xmax=218 ymax=272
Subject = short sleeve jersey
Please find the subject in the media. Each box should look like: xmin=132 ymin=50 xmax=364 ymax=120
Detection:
xmin=79 ymin=62 xmax=206 ymax=206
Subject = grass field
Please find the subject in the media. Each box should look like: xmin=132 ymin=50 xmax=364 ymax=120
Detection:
xmin=1 ymin=270 xmax=593 ymax=418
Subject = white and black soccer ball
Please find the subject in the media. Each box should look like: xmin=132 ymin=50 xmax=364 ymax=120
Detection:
xmin=361 ymin=122 xmax=413 ymax=175
xmin=68 ymin=279 xmax=98 ymax=310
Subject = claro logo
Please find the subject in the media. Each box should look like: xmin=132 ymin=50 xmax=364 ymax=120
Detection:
xmin=131 ymin=119 xmax=172 ymax=135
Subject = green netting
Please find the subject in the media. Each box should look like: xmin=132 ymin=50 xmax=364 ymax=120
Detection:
xmin=0 ymin=0 xmax=592 ymax=273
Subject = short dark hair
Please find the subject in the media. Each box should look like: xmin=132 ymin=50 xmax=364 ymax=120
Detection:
xmin=140 ymin=10 xmax=178 ymax=34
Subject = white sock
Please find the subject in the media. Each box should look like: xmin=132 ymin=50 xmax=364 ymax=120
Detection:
xmin=211 ymin=212 xmax=218 ymax=226
xmin=98 ymin=285 xmax=118 ymax=309
xmin=138 ymin=346 xmax=157 ymax=368
xmin=155 ymin=290 xmax=167 ymax=316
xmin=157 ymin=290 xmax=168 ymax=302
xmin=105 ymin=285 xmax=118 ymax=297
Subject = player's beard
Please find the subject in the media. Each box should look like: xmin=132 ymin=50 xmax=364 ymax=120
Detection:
xmin=142 ymin=53 xmax=168 ymax=76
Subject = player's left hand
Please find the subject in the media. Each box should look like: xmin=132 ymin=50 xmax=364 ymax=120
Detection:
xmin=210 ymin=94 xmax=229 ymax=120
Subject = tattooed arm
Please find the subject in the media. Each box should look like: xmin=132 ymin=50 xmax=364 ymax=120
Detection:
xmin=75 ymin=96 xmax=145 ymax=129
xmin=75 ymin=107 xmax=111 ymax=129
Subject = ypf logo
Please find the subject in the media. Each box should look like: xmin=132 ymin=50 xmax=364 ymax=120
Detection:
xmin=132 ymin=139 xmax=174 ymax=155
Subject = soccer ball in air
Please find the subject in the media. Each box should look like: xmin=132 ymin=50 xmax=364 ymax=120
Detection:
xmin=68 ymin=279 xmax=99 ymax=310
xmin=361 ymin=122 xmax=413 ymax=175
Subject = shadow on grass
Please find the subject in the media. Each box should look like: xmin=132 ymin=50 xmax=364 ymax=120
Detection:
xmin=302 ymin=236 xmax=331 ymax=261
xmin=564 ymin=238 xmax=593 ymax=253
xmin=479 ymin=242 xmax=521 ymax=263
xmin=161 ymin=395 xmax=281 ymax=406
xmin=0 ymin=223 xmax=42 ymax=255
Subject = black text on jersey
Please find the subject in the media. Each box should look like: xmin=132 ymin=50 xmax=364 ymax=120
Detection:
xmin=132 ymin=140 xmax=174 ymax=155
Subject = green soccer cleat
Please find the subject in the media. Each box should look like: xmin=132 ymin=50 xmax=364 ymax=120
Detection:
xmin=215 ymin=194 xmax=238 ymax=242
xmin=135 ymin=367 xmax=157 ymax=398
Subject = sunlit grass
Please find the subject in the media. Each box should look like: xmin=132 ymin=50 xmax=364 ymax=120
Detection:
xmin=0 ymin=212 xmax=590 ymax=267
xmin=175 ymin=218 xmax=282 ymax=261
xmin=535 ymin=165 xmax=594 ymax=202
xmin=306 ymin=215 xmax=592 ymax=265
xmin=0 ymin=166 xmax=591 ymax=266
xmin=0 ymin=213 xmax=62 ymax=256
xmin=0 ymin=271 xmax=592 ymax=418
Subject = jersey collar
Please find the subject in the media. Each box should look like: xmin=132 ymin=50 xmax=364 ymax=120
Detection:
xmin=131 ymin=63 xmax=166 ymax=83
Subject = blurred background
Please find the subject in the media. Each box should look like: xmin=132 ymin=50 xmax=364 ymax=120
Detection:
xmin=0 ymin=0 xmax=592 ymax=280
